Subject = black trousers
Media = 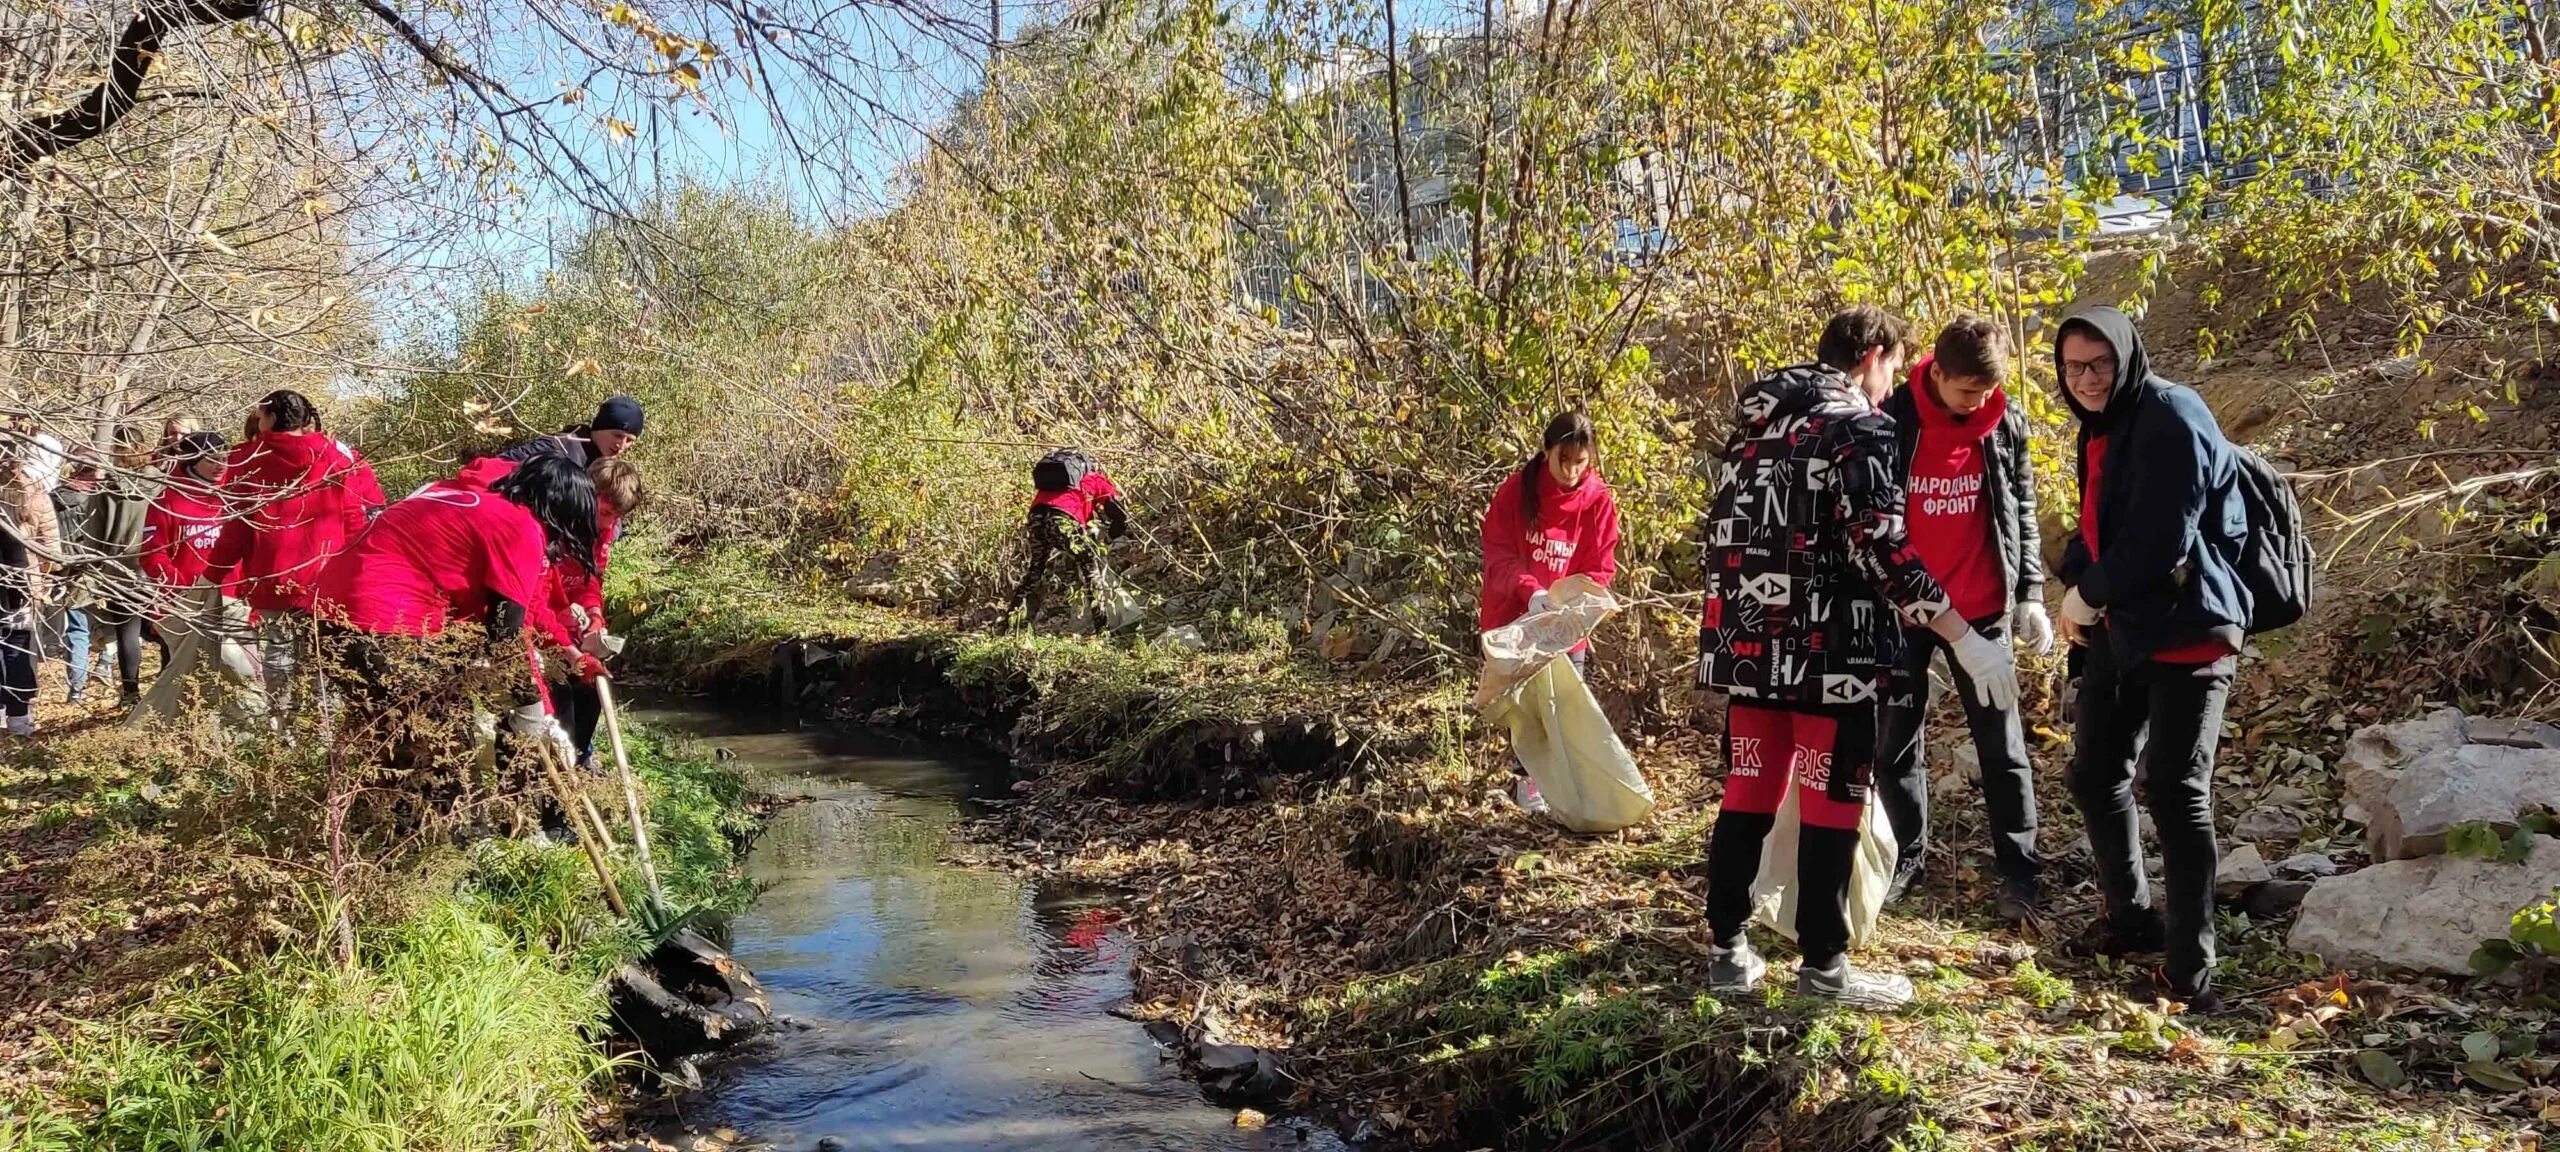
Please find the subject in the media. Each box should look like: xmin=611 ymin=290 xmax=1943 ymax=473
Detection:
xmin=1876 ymin=613 xmax=2040 ymax=889
xmin=2066 ymin=628 xmax=2232 ymax=996
xmin=94 ymin=607 xmax=148 ymax=693
xmin=0 ymin=625 xmax=34 ymax=717
xmin=1704 ymin=697 xmax=1878 ymax=971
xmin=553 ymin=677 xmax=602 ymax=766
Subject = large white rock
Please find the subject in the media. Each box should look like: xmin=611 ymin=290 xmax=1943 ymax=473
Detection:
xmin=2339 ymin=708 xmax=2468 ymax=829
xmin=2374 ymin=744 xmax=2560 ymax=860
xmin=2288 ymin=853 xmax=2560 ymax=976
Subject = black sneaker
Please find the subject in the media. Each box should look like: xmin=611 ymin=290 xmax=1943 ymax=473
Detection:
xmin=2071 ymin=906 xmax=2166 ymax=958
xmin=1994 ymin=878 xmax=2040 ymax=925
xmin=2135 ymin=968 xmax=2225 ymax=1014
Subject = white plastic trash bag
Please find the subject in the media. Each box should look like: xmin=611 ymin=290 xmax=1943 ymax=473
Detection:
xmin=1475 ymin=574 xmax=1617 ymax=708
xmin=1749 ymin=781 xmax=1898 ymax=950
xmin=1477 ymin=575 xmax=1655 ymax=833
xmin=1094 ymin=558 xmax=1147 ymax=631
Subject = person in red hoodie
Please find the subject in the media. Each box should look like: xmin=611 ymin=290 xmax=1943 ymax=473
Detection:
xmin=543 ymin=456 xmax=644 ymax=769
xmin=129 ymin=431 xmax=272 ymax=727
xmin=1014 ymin=449 xmax=1129 ymax=629
xmin=1479 ymin=411 xmax=1620 ymax=811
xmin=208 ymin=390 xmax=388 ymax=718
xmin=314 ymin=454 xmax=602 ymax=772
xmin=1874 ymin=318 xmax=2052 ymax=924
xmin=139 ymin=432 xmax=229 ymax=594
xmin=313 ymin=454 xmax=592 ymax=650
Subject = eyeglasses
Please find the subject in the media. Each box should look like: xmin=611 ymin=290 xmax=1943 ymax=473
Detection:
xmin=2061 ymin=356 xmax=2117 ymax=382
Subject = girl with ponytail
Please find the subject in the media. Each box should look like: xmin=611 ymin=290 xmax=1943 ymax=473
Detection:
xmin=1479 ymin=410 xmax=1618 ymax=641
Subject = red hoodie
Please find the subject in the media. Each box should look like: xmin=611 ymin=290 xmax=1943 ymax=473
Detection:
xmin=547 ymin=506 xmax=618 ymax=638
xmin=208 ymin=432 xmax=387 ymax=612
xmin=1901 ymin=355 xmax=2009 ymax=621
xmin=312 ymin=457 xmax=572 ymax=646
xmin=1478 ymin=464 xmax=1619 ymax=632
xmin=140 ymin=477 xmax=227 ymax=592
xmin=1031 ymin=471 xmax=1122 ymax=525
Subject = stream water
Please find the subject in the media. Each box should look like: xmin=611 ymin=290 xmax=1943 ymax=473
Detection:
xmin=639 ymin=706 xmax=1338 ymax=1152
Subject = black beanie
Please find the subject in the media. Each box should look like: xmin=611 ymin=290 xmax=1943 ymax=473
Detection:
xmin=592 ymin=394 xmax=644 ymax=437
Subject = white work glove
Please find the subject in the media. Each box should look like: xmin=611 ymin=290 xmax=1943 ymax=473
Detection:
xmin=1949 ymin=629 xmax=2021 ymax=711
xmin=2060 ymin=586 xmax=2101 ymax=627
xmin=567 ymin=604 xmax=592 ymax=634
xmin=2011 ymin=599 xmax=2055 ymax=657
xmin=1526 ymin=589 xmax=1552 ymax=617
xmin=505 ymin=705 xmax=578 ymax=767
xmin=578 ymin=628 xmax=613 ymax=658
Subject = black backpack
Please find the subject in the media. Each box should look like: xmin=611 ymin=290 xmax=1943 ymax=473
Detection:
xmin=1032 ymin=448 xmax=1097 ymax=494
xmin=2230 ymin=446 xmax=2313 ymax=633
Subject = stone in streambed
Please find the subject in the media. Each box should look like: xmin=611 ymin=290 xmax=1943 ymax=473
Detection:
xmin=2374 ymin=744 xmax=2560 ymax=860
xmin=2230 ymin=805 xmax=2304 ymax=844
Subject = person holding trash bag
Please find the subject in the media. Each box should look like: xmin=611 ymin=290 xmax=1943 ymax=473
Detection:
xmin=2053 ymin=305 xmax=2250 ymax=1013
xmin=1479 ymin=411 xmax=1620 ymax=811
xmin=1873 ymin=317 xmax=2050 ymax=922
xmin=1696 ymin=306 xmax=2020 ymax=1010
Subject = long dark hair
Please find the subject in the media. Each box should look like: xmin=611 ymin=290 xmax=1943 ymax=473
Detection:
xmin=1519 ymin=410 xmax=1596 ymax=522
xmin=258 ymin=389 xmax=320 ymax=433
xmin=492 ymin=454 xmax=601 ymax=577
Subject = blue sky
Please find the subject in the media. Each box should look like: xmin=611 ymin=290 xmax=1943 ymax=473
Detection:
xmin=377 ymin=0 xmax=1499 ymax=335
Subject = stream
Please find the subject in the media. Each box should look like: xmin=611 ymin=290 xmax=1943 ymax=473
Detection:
xmin=638 ymin=705 xmax=1341 ymax=1152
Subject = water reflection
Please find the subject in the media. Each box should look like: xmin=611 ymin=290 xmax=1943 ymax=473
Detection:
xmin=639 ymin=707 xmax=1328 ymax=1152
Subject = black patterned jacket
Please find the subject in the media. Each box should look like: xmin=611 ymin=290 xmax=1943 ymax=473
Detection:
xmin=1698 ymin=364 xmax=1951 ymax=707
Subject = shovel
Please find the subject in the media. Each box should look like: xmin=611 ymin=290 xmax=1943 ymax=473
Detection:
xmin=593 ymin=675 xmax=664 ymax=903
xmin=523 ymin=636 xmax=628 ymax=918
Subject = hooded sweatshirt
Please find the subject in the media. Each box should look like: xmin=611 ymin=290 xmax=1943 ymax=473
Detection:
xmin=1898 ymin=354 xmax=2010 ymax=621
xmin=1032 ymin=470 xmax=1123 ymax=527
xmin=1478 ymin=461 xmax=1619 ymax=632
xmin=548 ymin=505 xmax=619 ymax=637
xmin=141 ymin=476 xmax=227 ymax=592
xmin=313 ymin=457 xmax=573 ymax=646
xmin=209 ymin=431 xmax=387 ymax=613
xmin=2054 ymin=306 xmax=2249 ymax=665
xmin=1698 ymin=364 xmax=1950 ymax=706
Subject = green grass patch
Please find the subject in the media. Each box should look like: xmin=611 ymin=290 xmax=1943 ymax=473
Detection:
xmin=32 ymin=898 xmax=612 ymax=1152
xmin=5 ymin=719 xmax=758 ymax=1151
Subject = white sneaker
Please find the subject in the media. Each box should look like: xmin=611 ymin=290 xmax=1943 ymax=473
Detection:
xmin=8 ymin=714 xmax=36 ymax=737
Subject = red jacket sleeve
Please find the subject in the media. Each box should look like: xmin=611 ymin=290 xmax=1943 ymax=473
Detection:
xmin=206 ymin=447 xmax=257 ymax=573
xmin=1479 ymin=473 xmax=1542 ymax=629
xmin=338 ymin=454 xmax=385 ymax=537
xmin=1577 ymin=487 xmax=1621 ymax=587
xmin=572 ymin=540 xmax=609 ymax=621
